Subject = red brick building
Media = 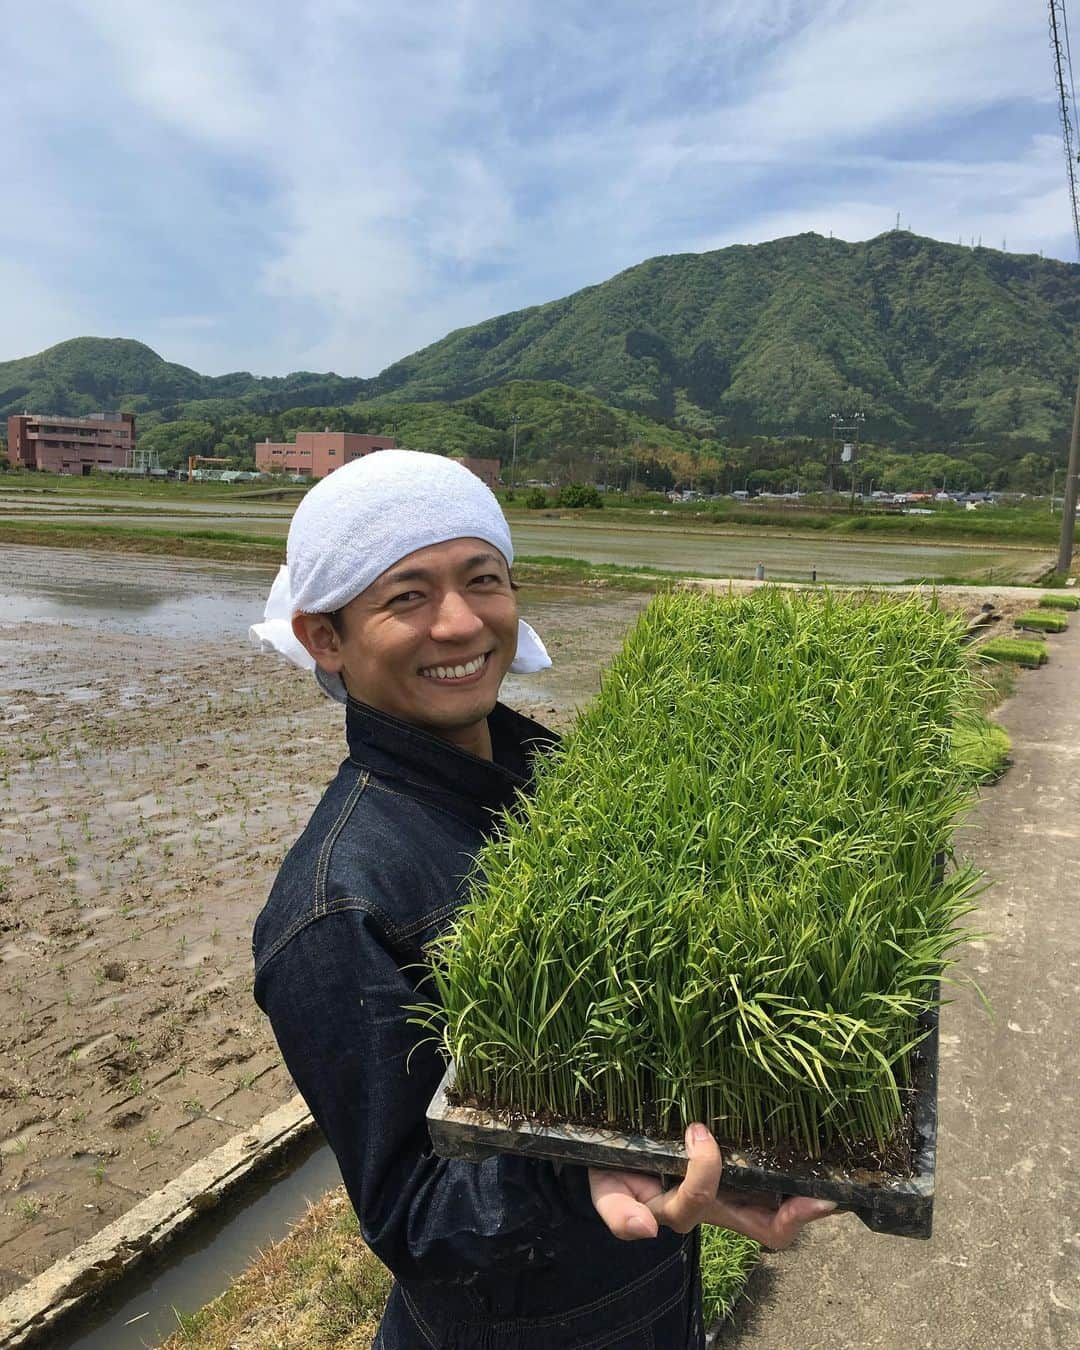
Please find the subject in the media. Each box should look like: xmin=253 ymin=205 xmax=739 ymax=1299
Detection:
xmin=255 ymin=431 xmax=397 ymax=478
xmin=254 ymin=435 xmax=502 ymax=490
xmin=456 ymin=456 xmax=500 ymax=490
xmin=7 ymin=412 xmax=136 ymax=474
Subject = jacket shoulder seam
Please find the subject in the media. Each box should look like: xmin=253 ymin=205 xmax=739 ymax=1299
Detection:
xmin=254 ymin=896 xmax=399 ymax=976
xmin=315 ymin=769 xmax=370 ymax=915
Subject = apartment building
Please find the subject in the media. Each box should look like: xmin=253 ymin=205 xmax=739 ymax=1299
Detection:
xmin=254 ymin=434 xmax=501 ymax=490
xmin=254 ymin=431 xmax=397 ymax=478
xmin=7 ymin=412 xmax=136 ymax=474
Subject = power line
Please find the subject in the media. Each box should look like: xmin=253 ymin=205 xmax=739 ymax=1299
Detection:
xmin=1049 ymin=0 xmax=1080 ymax=576
xmin=1063 ymin=0 xmax=1080 ymax=148
xmin=1049 ymin=0 xmax=1080 ymax=257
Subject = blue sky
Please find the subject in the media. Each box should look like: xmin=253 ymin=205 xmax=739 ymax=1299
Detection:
xmin=2 ymin=0 xmax=1069 ymax=377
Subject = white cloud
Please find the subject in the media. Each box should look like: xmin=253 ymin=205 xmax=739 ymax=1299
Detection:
xmin=0 ymin=0 xmax=1071 ymax=375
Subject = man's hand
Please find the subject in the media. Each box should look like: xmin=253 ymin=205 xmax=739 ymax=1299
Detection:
xmin=588 ymin=1122 xmax=837 ymax=1250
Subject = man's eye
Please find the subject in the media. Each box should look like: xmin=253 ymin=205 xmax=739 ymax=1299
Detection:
xmin=388 ymin=590 xmax=423 ymax=606
xmin=471 ymin=573 xmax=502 ymax=586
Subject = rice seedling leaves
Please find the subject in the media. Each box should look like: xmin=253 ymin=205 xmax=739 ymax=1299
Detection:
xmin=426 ymin=589 xmax=984 ymax=1156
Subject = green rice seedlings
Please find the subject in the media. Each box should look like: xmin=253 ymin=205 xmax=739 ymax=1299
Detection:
xmin=952 ymin=717 xmax=1011 ymax=784
xmin=1038 ymin=593 xmax=1080 ymax=611
xmin=430 ymin=589 xmax=982 ymax=1159
xmin=1015 ymin=610 xmax=1068 ymax=633
xmin=700 ymin=1226 xmax=759 ymax=1327
xmin=977 ymin=637 xmax=1048 ymax=668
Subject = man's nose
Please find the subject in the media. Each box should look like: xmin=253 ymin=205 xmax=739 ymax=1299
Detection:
xmin=429 ymin=589 xmax=485 ymax=642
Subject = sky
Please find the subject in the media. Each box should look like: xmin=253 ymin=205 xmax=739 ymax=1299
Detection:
xmin=2 ymin=0 xmax=1071 ymax=377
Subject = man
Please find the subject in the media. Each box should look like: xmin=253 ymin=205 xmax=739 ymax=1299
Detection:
xmin=251 ymin=451 xmax=832 ymax=1349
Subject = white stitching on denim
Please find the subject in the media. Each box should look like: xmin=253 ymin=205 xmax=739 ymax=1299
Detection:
xmin=364 ymin=775 xmax=493 ymax=829
xmin=401 ymin=1286 xmax=442 ymax=1348
xmin=255 ymin=899 xmax=393 ymax=975
xmin=577 ymin=1261 xmax=692 ymax=1350
xmin=396 ymin=900 xmax=459 ymax=940
xmin=314 ymin=770 xmax=369 ymax=917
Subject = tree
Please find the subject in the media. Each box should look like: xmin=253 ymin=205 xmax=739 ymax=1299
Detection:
xmin=556 ymin=482 xmax=602 ymax=509
xmin=524 ymin=488 xmax=548 ymax=509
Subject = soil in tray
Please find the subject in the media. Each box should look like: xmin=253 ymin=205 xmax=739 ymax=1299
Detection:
xmin=446 ymin=1087 xmax=918 ymax=1184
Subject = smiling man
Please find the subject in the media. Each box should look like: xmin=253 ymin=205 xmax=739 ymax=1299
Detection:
xmin=250 ymin=450 xmax=831 ymax=1350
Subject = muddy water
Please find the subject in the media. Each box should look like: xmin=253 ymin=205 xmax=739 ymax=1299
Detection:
xmin=0 ymin=546 xmax=648 ymax=715
xmin=0 ymin=499 xmax=1049 ymax=581
xmin=0 ymin=547 xmax=278 ymax=639
xmin=51 ymin=1136 xmax=342 ymax=1350
xmin=508 ymin=519 xmax=1044 ymax=583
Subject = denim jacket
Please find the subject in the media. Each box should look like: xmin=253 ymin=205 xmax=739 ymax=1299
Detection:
xmin=253 ymin=698 xmax=702 ymax=1349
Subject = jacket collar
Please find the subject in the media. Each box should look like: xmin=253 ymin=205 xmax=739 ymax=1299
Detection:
xmin=345 ymin=698 xmax=557 ymax=827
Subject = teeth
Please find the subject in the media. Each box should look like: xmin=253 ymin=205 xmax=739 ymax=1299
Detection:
xmin=421 ymin=654 xmax=486 ymax=680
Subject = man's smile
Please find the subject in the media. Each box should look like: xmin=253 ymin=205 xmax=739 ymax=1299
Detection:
xmin=418 ymin=652 xmax=491 ymax=683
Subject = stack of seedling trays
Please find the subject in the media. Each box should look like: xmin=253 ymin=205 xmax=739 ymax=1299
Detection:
xmin=427 ymin=589 xmax=982 ymax=1240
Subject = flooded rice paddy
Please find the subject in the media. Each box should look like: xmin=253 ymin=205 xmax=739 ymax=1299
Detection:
xmin=0 ymin=493 xmax=1050 ymax=583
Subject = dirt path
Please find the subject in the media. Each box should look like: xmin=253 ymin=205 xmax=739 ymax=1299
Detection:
xmin=0 ymin=553 xmax=648 ymax=1296
xmin=718 ymin=622 xmax=1080 ymax=1349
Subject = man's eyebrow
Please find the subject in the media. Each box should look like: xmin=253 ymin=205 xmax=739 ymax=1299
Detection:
xmin=377 ymin=552 xmax=505 ymax=588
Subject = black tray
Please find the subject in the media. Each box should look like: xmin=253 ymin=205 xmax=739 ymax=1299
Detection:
xmin=427 ymin=1003 xmax=939 ymax=1240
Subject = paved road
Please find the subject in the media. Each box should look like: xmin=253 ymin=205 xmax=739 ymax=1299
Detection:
xmin=718 ymin=621 xmax=1080 ymax=1350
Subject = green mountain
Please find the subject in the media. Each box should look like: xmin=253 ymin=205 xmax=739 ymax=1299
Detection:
xmin=372 ymin=232 xmax=1078 ymax=447
xmin=1 ymin=233 xmax=1076 ymax=449
xmin=0 ymin=337 xmax=370 ymax=423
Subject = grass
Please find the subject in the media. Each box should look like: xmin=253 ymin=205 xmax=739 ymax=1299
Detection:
xmin=701 ymin=1227 xmax=760 ymax=1326
xmin=429 ymin=589 xmax=982 ymax=1157
xmin=158 ymin=1191 xmax=391 ymax=1349
xmin=1015 ymin=610 xmax=1069 ymax=633
xmin=0 ymin=518 xmax=285 ymax=563
xmin=155 ymin=1187 xmax=757 ymax=1347
xmin=977 ymin=637 xmax=1049 ymax=668
xmin=1039 ymin=593 xmax=1080 ymax=610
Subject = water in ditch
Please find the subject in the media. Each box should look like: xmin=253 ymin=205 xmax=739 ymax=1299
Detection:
xmin=50 ymin=1136 xmax=341 ymax=1350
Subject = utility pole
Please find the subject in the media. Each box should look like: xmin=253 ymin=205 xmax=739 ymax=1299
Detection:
xmin=1058 ymin=379 xmax=1080 ymax=573
xmin=1049 ymin=0 xmax=1080 ymax=575
xmin=829 ymin=412 xmax=865 ymax=505
xmin=509 ymin=414 xmax=520 ymax=490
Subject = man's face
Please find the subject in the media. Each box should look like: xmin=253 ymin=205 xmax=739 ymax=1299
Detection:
xmin=297 ymin=537 xmax=519 ymax=751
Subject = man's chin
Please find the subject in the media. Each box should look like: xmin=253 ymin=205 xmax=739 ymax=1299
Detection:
xmin=413 ymin=687 xmax=500 ymax=733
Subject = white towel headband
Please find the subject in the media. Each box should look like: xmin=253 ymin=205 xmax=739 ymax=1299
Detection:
xmin=249 ymin=448 xmax=550 ymax=704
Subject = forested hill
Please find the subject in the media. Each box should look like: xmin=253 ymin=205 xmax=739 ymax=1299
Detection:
xmin=0 ymin=337 xmax=370 ymax=423
xmin=1 ymin=232 xmax=1077 ymax=449
xmin=373 ymin=232 xmax=1078 ymax=447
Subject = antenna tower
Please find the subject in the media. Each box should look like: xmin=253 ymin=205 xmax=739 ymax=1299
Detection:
xmin=1049 ymin=0 xmax=1080 ymax=574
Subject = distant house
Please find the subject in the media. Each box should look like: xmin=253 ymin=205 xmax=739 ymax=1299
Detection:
xmin=7 ymin=412 xmax=135 ymax=474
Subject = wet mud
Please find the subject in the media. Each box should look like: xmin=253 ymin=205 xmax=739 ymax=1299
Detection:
xmin=0 ymin=546 xmax=647 ymax=1293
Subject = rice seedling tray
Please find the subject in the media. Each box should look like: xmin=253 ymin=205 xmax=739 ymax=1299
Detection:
xmin=428 ymin=1001 xmax=939 ymax=1241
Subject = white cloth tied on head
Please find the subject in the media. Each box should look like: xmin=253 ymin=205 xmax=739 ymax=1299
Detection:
xmin=248 ymin=448 xmax=551 ymax=704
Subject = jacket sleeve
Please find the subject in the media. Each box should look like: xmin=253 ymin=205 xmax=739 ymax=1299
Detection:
xmin=254 ymin=902 xmax=595 ymax=1284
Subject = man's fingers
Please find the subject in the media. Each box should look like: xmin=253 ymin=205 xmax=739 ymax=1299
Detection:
xmin=648 ymin=1124 xmax=724 ymax=1233
xmin=588 ymin=1168 xmax=663 ymax=1240
xmin=707 ymin=1193 xmax=838 ymax=1249
xmin=590 ymin=1187 xmax=660 ymax=1240
xmin=768 ymin=1196 xmax=838 ymax=1247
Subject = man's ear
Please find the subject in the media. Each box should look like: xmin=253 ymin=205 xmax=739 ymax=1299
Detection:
xmin=291 ymin=613 xmax=344 ymax=672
